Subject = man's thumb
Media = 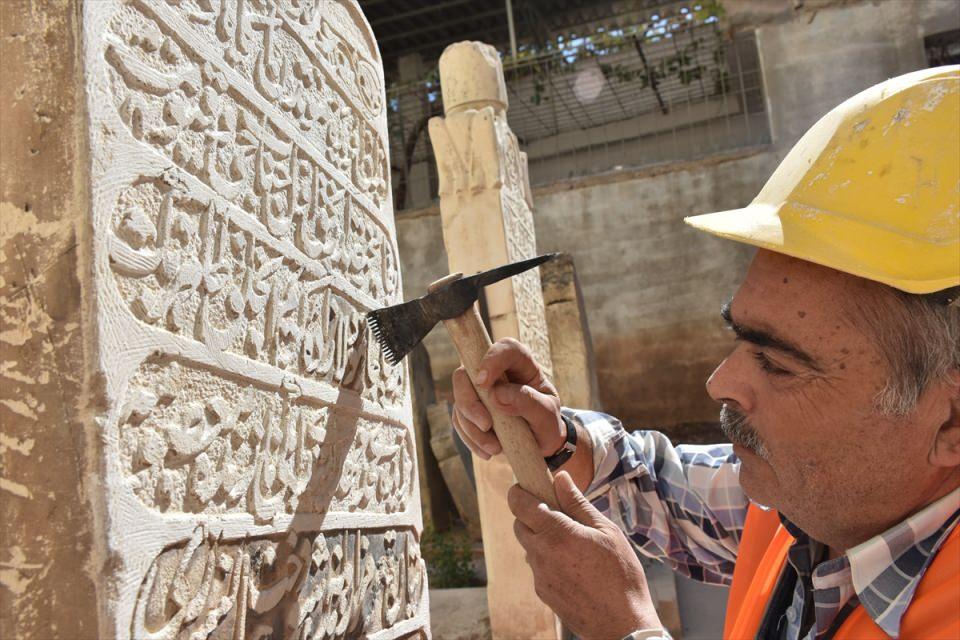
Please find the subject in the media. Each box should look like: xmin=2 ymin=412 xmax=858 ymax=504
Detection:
xmin=555 ymin=471 xmax=604 ymax=527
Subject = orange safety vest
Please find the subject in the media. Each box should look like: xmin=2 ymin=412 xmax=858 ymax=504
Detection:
xmin=724 ymin=504 xmax=960 ymax=640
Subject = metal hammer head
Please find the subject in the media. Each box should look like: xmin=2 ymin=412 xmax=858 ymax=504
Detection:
xmin=367 ymin=253 xmax=557 ymax=365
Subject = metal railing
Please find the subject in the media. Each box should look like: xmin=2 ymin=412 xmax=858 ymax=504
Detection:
xmin=388 ymin=3 xmax=771 ymax=210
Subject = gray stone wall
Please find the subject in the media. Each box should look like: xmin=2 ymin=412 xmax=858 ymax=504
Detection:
xmin=398 ymin=150 xmax=767 ymax=432
xmin=757 ymin=0 xmax=958 ymax=152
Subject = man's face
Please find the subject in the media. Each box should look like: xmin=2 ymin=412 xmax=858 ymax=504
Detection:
xmin=706 ymin=250 xmax=948 ymax=546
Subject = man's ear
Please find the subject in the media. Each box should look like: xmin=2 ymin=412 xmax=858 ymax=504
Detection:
xmin=929 ymin=371 xmax=960 ymax=468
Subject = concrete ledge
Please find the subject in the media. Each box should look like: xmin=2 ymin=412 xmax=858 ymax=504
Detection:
xmin=395 ymin=145 xmax=772 ymax=220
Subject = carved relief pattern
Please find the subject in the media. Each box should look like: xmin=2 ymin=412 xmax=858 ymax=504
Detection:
xmin=90 ymin=0 xmax=426 ymax=634
xmin=502 ymin=195 xmax=552 ymax=376
xmin=106 ymin=0 xmax=389 ymax=212
xmin=429 ymin=110 xmax=552 ymax=374
xmin=107 ymin=179 xmax=402 ymax=406
xmin=132 ymin=525 xmax=425 ymax=639
xmin=118 ymin=360 xmax=413 ymax=521
xmin=102 ymin=0 xmax=406 ymax=406
xmin=430 ymin=109 xmax=498 ymax=198
xmin=498 ymin=123 xmax=553 ymax=376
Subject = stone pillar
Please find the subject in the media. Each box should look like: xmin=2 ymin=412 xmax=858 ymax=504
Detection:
xmin=397 ymin=52 xmax=434 ymax=210
xmin=411 ymin=342 xmax=455 ymax=532
xmin=540 ymin=253 xmax=601 ymax=411
xmin=429 ymin=41 xmax=559 ymax=639
xmin=0 ymin=1 xmax=428 ymax=638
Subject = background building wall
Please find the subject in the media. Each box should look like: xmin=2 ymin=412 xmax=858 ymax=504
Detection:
xmin=396 ymin=0 xmax=960 ymax=435
xmin=758 ymin=0 xmax=952 ymax=152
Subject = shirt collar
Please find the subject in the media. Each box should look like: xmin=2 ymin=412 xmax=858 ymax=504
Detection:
xmin=778 ymin=488 xmax=960 ymax=638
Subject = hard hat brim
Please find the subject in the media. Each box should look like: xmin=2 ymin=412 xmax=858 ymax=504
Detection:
xmin=684 ymin=203 xmax=960 ymax=294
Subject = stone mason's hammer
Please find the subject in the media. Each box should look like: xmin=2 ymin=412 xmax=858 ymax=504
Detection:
xmin=367 ymin=254 xmax=560 ymax=510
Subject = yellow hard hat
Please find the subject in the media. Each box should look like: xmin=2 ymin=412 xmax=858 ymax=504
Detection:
xmin=685 ymin=66 xmax=960 ymax=294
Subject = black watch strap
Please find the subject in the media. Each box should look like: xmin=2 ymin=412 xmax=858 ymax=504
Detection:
xmin=544 ymin=414 xmax=577 ymax=471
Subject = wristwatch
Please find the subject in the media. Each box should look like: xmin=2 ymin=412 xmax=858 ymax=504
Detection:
xmin=544 ymin=413 xmax=577 ymax=471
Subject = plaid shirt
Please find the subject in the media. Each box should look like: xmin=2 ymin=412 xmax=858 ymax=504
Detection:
xmin=568 ymin=408 xmax=960 ymax=640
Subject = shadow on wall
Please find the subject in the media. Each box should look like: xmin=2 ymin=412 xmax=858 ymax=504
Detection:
xmin=592 ymin=317 xmax=734 ymax=435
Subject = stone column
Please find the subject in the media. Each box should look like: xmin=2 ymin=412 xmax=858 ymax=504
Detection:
xmin=0 ymin=1 xmax=427 ymax=637
xmin=397 ymin=52 xmax=435 ymax=210
xmin=540 ymin=253 xmax=602 ymax=411
xmin=429 ymin=41 xmax=559 ymax=639
xmin=411 ymin=342 xmax=455 ymax=532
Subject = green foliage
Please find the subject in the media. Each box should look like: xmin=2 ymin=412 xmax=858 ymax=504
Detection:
xmin=421 ymin=524 xmax=481 ymax=589
xmin=599 ymin=62 xmax=644 ymax=85
xmin=384 ymin=1 xmax=733 ymax=155
xmin=694 ymin=0 xmax=727 ymax=22
xmin=520 ymin=1 xmax=729 ymax=104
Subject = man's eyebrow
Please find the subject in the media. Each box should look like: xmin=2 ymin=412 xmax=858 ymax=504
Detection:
xmin=721 ymin=301 xmax=823 ymax=371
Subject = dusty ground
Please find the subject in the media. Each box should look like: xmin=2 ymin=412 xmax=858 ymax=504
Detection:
xmin=430 ymin=587 xmax=492 ymax=640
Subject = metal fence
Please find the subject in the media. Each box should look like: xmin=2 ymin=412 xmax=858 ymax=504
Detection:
xmin=388 ymin=2 xmax=771 ymax=211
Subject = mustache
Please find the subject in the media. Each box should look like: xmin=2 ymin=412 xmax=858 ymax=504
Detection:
xmin=719 ymin=404 xmax=769 ymax=461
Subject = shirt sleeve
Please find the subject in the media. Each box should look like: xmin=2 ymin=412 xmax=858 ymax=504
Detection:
xmin=564 ymin=408 xmax=749 ymax=585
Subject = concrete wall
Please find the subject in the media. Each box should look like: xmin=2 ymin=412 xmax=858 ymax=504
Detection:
xmin=399 ymin=149 xmax=769 ymax=431
xmin=757 ymin=0 xmax=958 ymax=151
xmin=534 ymin=152 xmax=773 ymax=428
xmin=396 ymin=0 xmax=960 ymax=435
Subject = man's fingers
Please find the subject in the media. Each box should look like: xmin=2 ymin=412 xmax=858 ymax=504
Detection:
xmin=452 ymin=367 xmax=492 ymax=431
xmin=454 ymin=407 xmax=502 ymax=457
xmin=477 ymin=338 xmax=547 ymax=390
xmin=507 ymin=483 xmax=563 ymax=533
xmin=452 ymin=410 xmax=490 ymax=460
xmin=555 ymin=471 xmax=607 ymax=528
xmin=490 ymin=383 xmax=565 ymax=456
xmin=513 ymin=519 xmax=535 ymax=552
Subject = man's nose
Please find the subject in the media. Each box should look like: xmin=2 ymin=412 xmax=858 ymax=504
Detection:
xmin=706 ymin=347 xmax=755 ymax=412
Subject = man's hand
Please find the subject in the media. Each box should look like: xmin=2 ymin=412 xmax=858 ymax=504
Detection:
xmin=508 ymin=471 xmax=662 ymax=640
xmin=451 ymin=337 xmax=566 ymax=460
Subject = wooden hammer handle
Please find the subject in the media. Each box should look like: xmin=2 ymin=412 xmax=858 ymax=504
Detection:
xmin=442 ymin=303 xmax=560 ymax=510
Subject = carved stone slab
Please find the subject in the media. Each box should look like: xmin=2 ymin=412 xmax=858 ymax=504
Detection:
xmin=429 ymin=43 xmax=553 ymax=379
xmin=540 ymin=253 xmax=601 ymax=411
xmin=1 ymin=1 xmax=427 ymax=637
xmin=429 ymin=41 xmax=559 ymax=640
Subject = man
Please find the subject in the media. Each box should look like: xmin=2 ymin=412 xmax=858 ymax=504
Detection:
xmin=451 ymin=66 xmax=960 ymax=639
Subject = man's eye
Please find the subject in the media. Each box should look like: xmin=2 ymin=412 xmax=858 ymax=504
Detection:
xmin=753 ymin=351 xmax=791 ymax=376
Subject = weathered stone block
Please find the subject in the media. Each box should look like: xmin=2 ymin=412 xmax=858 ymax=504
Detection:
xmin=411 ymin=342 xmax=455 ymax=532
xmin=1 ymin=1 xmax=427 ymax=637
xmin=540 ymin=253 xmax=601 ymax=411
xmin=427 ymin=402 xmax=482 ymax=540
